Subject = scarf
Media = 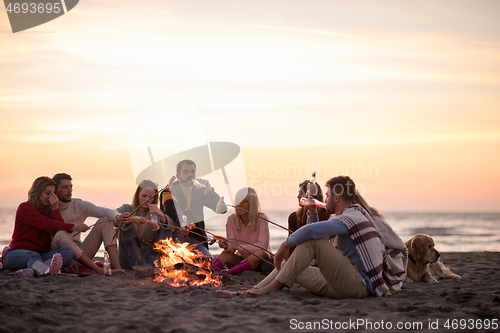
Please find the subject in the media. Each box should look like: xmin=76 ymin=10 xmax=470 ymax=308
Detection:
xmin=338 ymin=204 xmax=407 ymax=296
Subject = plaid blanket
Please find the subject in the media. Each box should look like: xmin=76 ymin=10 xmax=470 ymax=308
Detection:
xmin=338 ymin=204 xmax=407 ymax=296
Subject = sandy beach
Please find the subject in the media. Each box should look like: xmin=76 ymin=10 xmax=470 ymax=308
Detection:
xmin=1 ymin=252 xmax=499 ymax=333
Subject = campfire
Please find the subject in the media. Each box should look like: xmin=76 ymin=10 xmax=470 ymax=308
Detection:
xmin=153 ymin=238 xmax=222 ymax=287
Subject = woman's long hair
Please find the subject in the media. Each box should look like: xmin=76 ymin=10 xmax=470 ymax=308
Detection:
xmin=131 ymin=180 xmax=159 ymax=215
xmin=28 ymin=176 xmax=58 ymax=211
xmin=233 ymin=187 xmax=266 ymax=231
xmin=353 ymin=190 xmax=384 ymax=218
xmin=295 ymin=180 xmax=324 ymax=220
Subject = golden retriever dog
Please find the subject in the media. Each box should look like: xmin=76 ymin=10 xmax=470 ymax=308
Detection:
xmin=405 ymin=233 xmax=461 ymax=283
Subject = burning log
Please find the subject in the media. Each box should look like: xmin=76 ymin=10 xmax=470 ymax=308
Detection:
xmin=153 ymin=238 xmax=222 ymax=287
xmin=132 ymin=265 xmax=155 ymax=279
xmin=172 ymin=263 xmax=208 ymax=281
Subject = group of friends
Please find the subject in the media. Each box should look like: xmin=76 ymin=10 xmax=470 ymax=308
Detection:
xmin=1 ymin=159 xmax=408 ymax=299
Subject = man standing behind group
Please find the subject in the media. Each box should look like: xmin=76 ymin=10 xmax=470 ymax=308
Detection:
xmin=51 ymin=173 xmax=129 ymax=273
xmin=170 ymin=160 xmax=227 ymax=256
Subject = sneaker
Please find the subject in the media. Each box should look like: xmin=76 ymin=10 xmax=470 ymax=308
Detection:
xmin=1 ymin=246 xmax=10 ymax=263
xmin=50 ymin=253 xmax=63 ymax=276
xmin=14 ymin=268 xmax=35 ymax=276
xmin=1 ymin=245 xmax=10 ymax=258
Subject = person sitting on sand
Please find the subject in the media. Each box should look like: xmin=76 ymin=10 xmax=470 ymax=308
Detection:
xmin=2 ymin=177 xmax=85 ymax=277
xmin=211 ymin=187 xmax=272 ymax=275
xmin=353 ymin=191 xmax=407 ymax=283
xmin=113 ymin=180 xmax=179 ymax=270
xmin=50 ymin=173 xmax=129 ymax=274
xmin=219 ymin=176 xmax=405 ymax=298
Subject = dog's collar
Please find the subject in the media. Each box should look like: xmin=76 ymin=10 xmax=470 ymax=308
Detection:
xmin=408 ymin=254 xmax=417 ymax=266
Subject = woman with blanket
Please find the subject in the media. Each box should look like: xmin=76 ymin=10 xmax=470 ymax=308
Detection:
xmin=211 ymin=187 xmax=272 ymax=275
xmin=353 ymin=191 xmax=408 ymax=289
xmin=114 ymin=180 xmax=178 ymax=270
xmin=2 ymin=176 xmax=85 ymax=276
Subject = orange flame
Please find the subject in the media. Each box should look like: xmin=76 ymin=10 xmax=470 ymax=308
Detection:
xmin=153 ymin=238 xmax=222 ymax=287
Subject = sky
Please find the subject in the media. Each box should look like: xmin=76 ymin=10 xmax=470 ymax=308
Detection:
xmin=0 ymin=0 xmax=499 ymax=213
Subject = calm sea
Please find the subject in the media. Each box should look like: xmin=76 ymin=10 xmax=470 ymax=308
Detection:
xmin=1 ymin=207 xmax=499 ymax=256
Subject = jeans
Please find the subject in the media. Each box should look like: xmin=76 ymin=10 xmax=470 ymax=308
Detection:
xmin=3 ymin=247 xmax=73 ymax=269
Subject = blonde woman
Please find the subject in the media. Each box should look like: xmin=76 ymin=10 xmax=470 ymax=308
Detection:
xmin=212 ymin=187 xmax=272 ymax=275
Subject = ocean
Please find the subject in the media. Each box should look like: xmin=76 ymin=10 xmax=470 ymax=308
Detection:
xmin=1 ymin=207 xmax=499 ymax=257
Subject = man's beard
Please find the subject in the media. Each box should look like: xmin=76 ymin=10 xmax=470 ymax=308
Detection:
xmin=59 ymin=197 xmax=71 ymax=203
xmin=326 ymin=202 xmax=335 ymax=215
xmin=180 ymin=178 xmax=194 ymax=187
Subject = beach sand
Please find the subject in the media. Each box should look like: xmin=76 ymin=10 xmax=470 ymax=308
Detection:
xmin=1 ymin=252 xmax=499 ymax=333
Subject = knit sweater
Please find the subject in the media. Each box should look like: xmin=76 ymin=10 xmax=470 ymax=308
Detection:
xmin=58 ymin=198 xmax=118 ymax=243
xmin=9 ymin=202 xmax=73 ymax=253
xmin=225 ymin=213 xmax=272 ymax=258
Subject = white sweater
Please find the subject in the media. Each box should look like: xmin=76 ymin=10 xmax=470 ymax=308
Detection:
xmin=59 ymin=198 xmax=118 ymax=243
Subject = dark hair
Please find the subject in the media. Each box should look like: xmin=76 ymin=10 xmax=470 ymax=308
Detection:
xmin=298 ymin=180 xmax=323 ymax=202
xmin=52 ymin=173 xmax=72 ymax=185
xmin=325 ymin=176 xmax=356 ymax=202
xmin=28 ymin=176 xmax=58 ymax=210
xmin=176 ymin=160 xmax=196 ymax=174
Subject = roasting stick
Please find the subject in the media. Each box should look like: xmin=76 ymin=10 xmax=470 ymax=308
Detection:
xmin=226 ymin=204 xmax=293 ymax=233
xmin=71 ymin=185 xmax=170 ymax=239
xmin=216 ymin=196 xmax=293 ymax=234
xmin=228 ymin=198 xmax=326 ymax=234
xmin=173 ymin=223 xmax=275 ymax=259
xmin=73 ymin=217 xmax=160 ymax=239
xmin=157 ymin=222 xmax=275 ymax=267
xmin=111 ymin=185 xmax=169 ymax=240
xmin=192 ymin=225 xmax=275 ymax=258
xmin=172 ymin=199 xmax=274 ymax=258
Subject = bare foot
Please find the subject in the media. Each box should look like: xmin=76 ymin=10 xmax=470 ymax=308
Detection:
xmin=216 ymin=289 xmax=239 ymax=296
xmin=217 ymin=280 xmax=284 ymax=296
xmin=244 ymin=280 xmax=285 ymax=295
xmin=243 ymin=288 xmax=269 ymax=295
xmin=236 ymin=287 xmax=260 ymax=295
xmin=111 ymin=269 xmax=126 ymax=275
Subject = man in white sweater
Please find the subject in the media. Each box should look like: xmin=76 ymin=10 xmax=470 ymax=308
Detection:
xmin=51 ymin=173 xmax=129 ymax=273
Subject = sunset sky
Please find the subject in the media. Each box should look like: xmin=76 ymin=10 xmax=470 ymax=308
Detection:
xmin=0 ymin=0 xmax=499 ymax=213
